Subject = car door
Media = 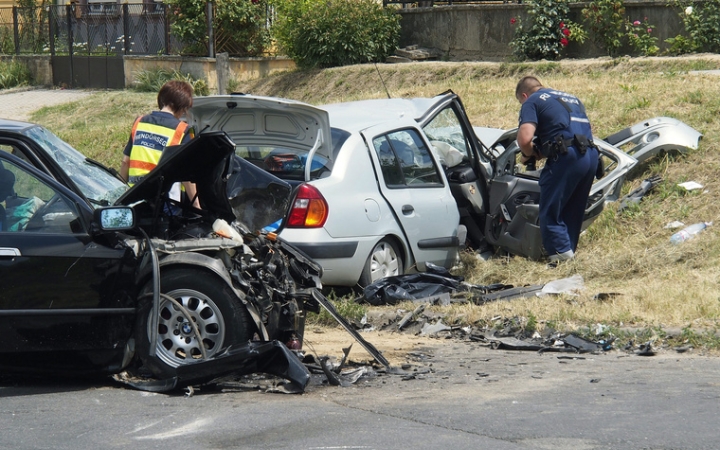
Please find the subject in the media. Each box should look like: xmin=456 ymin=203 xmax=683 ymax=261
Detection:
xmin=361 ymin=123 xmax=460 ymax=270
xmin=0 ymin=152 xmax=136 ymax=371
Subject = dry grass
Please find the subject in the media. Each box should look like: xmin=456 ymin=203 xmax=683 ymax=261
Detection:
xmin=29 ymin=55 xmax=720 ymax=337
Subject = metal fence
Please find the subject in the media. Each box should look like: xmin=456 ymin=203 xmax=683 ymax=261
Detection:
xmin=0 ymin=3 xmax=273 ymax=57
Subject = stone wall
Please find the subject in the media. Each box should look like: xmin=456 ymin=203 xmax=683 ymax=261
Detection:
xmin=397 ymin=1 xmax=687 ymax=61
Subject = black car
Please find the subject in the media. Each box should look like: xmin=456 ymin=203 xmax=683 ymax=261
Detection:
xmin=0 ymin=119 xmax=339 ymax=391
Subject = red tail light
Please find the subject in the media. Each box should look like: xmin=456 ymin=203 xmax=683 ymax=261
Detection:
xmin=287 ymin=184 xmax=328 ymax=228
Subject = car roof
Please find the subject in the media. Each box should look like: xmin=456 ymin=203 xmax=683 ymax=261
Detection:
xmin=320 ymin=97 xmax=441 ymax=133
xmin=0 ymin=118 xmax=36 ymax=132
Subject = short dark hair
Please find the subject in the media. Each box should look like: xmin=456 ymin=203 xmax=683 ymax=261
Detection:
xmin=515 ymin=76 xmax=543 ymax=99
xmin=157 ymin=80 xmax=194 ymax=115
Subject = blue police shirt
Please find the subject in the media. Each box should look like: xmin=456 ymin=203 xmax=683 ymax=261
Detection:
xmin=519 ymin=88 xmax=588 ymax=145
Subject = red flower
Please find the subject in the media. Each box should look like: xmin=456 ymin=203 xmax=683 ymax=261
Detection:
xmin=560 ymin=37 xmax=569 ymax=47
xmin=562 ymin=28 xmax=571 ymax=37
xmin=510 ymin=17 xmax=517 ymax=25
xmin=647 ymin=28 xmax=652 ymax=33
xmin=559 ymin=21 xmax=565 ymax=28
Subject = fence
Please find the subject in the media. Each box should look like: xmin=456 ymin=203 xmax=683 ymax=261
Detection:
xmin=0 ymin=3 xmax=273 ymax=57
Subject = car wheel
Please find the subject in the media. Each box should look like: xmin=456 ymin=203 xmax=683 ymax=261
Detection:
xmin=136 ymin=268 xmax=252 ymax=378
xmin=358 ymin=239 xmax=403 ymax=287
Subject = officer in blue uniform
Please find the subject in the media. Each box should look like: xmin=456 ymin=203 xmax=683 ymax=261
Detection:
xmin=515 ymin=76 xmax=599 ymax=263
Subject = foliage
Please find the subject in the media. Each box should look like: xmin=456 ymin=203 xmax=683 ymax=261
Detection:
xmin=15 ymin=0 xmax=49 ymax=54
xmin=133 ymin=68 xmax=209 ymax=96
xmin=271 ymin=0 xmax=401 ymax=69
xmin=0 ymin=26 xmax=13 ymax=55
xmin=670 ymin=1 xmax=720 ymax=54
xmin=509 ymin=0 xmax=581 ymax=61
xmin=0 ymin=58 xmax=32 ymax=88
xmin=165 ymin=0 xmax=271 ymax=56
xmin=626 ymin=18 xmax=659 ymax=56
xmin=582 ymin=0 xmax=626 ymax=56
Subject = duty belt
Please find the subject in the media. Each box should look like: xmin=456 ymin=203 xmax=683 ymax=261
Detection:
xmin=540 ymin=134 xmax=594 ymax=158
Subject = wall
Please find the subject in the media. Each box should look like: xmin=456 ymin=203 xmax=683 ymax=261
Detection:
xmin=123 ymin=55 xmax=296 ymax=91
xmin=397 ymin=1 xmax=687 ymax=61
xmin=0 ymin=55 xmax=53 ymax=85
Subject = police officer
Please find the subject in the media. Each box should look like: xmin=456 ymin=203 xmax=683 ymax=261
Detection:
xmin=515 ymin=76 xmax=598 ymax=263
xmin=120 ymin=80 xmax=199 ymax=208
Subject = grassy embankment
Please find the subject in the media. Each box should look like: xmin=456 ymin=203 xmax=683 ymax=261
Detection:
xmin=30 ymin=55 xmax=720 ymax=349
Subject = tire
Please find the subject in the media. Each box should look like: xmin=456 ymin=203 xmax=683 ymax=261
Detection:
xmin=136 ymin=268 xmax=252 ymax=378
xmin=358 ymin=238 xmax=403 ymax=287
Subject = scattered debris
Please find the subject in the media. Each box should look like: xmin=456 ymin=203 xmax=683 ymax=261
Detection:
xmin=389 ymin=45 xmax=443 ymax=63
xmin=617 ymin=175 xmax=662 ymax=212
xmin=665 ymin=220 xmax=685 ymax=229
xmin=677 ymin=180 xmax=704 ymax=191
xmin=537 ymin=274 xmax=584 ymax=297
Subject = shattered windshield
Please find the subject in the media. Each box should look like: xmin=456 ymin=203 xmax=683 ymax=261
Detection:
xmin=22 ymin=126 xmax=127 ymax=206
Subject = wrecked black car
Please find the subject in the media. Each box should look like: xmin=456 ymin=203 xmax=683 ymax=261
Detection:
xmin=0 ymin=119 xmax=361 ymax=391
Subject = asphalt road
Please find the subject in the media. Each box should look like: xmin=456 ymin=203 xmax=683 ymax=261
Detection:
xmin=1 ymin=339 xmax=718 ymax=450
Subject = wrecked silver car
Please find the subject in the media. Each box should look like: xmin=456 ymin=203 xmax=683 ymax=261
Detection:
xmin=0 ymin=120 xmax=382 ymax=392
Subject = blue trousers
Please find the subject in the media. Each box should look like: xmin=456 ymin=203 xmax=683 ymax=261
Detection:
xmin=538 ymin=146 xmax=598 ymax=256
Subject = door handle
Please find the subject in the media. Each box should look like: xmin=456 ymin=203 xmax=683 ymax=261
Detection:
xmin=401 ymin=205 xmax=414 ymax=215
xmin=0 ymin=248 xmax=21 ymax=257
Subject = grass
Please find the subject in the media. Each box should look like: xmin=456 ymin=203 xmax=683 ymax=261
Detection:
xmin=25 ymin=54 xmax=720 ymax=350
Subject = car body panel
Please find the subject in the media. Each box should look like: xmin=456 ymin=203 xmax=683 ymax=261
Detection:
xmin=603 ymin=116 xmax=702 ymax=164
xmin=189 ymin=95 xmax=333 ymax=178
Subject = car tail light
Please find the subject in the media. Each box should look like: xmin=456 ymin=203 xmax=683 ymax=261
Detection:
xmin=287 ymin=184 xmax=328 ymax=228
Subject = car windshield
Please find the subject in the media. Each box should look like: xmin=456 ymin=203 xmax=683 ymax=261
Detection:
xmin=22 ymin=125 xmax=127 ymax=206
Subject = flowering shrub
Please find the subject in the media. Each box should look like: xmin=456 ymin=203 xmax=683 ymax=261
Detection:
xmin=668 ymin=1 xmax=720 ymax=54
xmin=510 ymin=0 xmax=583 ymax=61
xmin=626 ymin=17 xmax=659 ymax=56
xmin=582 ymin=0 xmax=625 ymax=56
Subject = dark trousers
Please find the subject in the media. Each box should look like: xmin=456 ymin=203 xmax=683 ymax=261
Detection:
xmin=538 ymin=146 xmax=598 ymax=256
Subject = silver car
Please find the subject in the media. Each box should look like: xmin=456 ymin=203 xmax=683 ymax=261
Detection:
xmin=189 ymin=95 xmax=465 ymax=287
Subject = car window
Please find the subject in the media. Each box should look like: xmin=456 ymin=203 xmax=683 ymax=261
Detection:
xmin=20 ymin=125 xmax=127 ymax=206
xmin=423 ymin=107 xmax=471 ymax=162
xmin=234 ymin=128 xmax=348 ymax=181
xmin=372 ymin=129 xmax=442 ymax=188
xmin=0 ymin=159 xmax=80 ymax=234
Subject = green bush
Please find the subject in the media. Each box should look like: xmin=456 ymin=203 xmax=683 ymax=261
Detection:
xmin=272 ymin=0 xmax=401 ymax=69
xmin=670 ymin=1 xmax=720 ymax=54
xmin=626 ymin=17 xmax=659 ymax=56
xmin=582 ymin=0 xmax=626 ymax=56
xmin=165 ymin=0 xmax=270 ymax=57
xmin=509 ymin=0 xmax=582 ymax=61
xmin=132 ymin=68 xmax=209 ymax=96
xmin=0 ymin=59 xmax=32 ymax=89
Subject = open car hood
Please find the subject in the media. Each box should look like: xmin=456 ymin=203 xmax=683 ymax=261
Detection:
xmin=188 ymin=95 xmax=333 ymax=173
xmin=115 ymin=131 xmax=292 ymax=232
xmin=116 ymin=132 xmax=236 ymax=222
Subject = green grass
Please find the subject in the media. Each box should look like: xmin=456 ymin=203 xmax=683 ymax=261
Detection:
xmin=20 ymin=55 xmax=720 ymax=351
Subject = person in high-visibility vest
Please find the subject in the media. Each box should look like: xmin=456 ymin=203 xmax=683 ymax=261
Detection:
xmin=120 ymin=80 xmax=200 ymax=209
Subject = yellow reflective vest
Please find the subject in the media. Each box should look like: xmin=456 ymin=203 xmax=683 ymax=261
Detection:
xmin=127 ymin=116 xmax=189 ymax=186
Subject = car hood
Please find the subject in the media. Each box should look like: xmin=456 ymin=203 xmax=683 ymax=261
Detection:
xmin=116 ymin=132 xmax=236 ymax=222
xmin=115 ymin=131 xmax=291 ymax=232
xmin=188 ymin=95 xmax=334 ymax=175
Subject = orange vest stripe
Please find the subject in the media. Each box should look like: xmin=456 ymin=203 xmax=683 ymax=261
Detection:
xmin=128 ymin=159 xmax=157 ymax=171
xmin=169 ymin=122 xmax=189 ymax=146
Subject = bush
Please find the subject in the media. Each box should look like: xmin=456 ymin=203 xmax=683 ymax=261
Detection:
xmin=133 ymin=68 xmax=209 ymax=96
xmin=671 ymin=1 xmax=720 ymax=54
xmin=626 ymin=17 xmax=659 ymax=56
xmin=272 ymin=0 xmax=401 ymax=69
xmin=165 ymin=0 xmax=270 ymax=57
xmin=509 ymin=0 xmax=582 ymax=61
xmin=582 ymin=0 xmax=626 ymax=57
xmin=0 ymin=59 xmax=32 ymax=89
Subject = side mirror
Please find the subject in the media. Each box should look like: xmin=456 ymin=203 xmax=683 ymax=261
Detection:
xmin=93 ymin=206 xmax=136 ymax=231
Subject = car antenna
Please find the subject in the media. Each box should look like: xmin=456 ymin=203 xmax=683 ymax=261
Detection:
xmin=374 ymin=63 xmax=391 ymax=99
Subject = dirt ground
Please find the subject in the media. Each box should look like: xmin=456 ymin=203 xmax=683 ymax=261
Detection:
xmin=302 ymin=325 xmax=426 ymax=367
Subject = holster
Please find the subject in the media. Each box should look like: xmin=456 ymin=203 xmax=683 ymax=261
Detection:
xmin=540 ymin=134 xmax=595 ymax=158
